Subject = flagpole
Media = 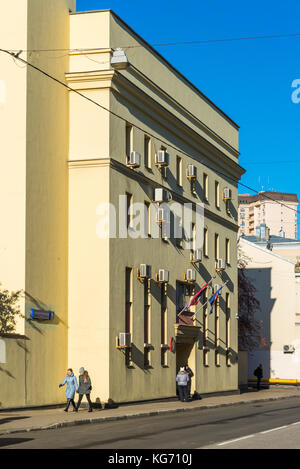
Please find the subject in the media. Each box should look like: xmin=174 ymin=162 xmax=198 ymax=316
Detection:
xmin=192 ymin=279 xmax=229 ymax=319
xmin=177 ymin=277 xmax=214 ymax=317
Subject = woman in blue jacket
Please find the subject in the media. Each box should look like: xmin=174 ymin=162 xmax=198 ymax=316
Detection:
xmin=59 ymin=368 xmax=79 ymax=412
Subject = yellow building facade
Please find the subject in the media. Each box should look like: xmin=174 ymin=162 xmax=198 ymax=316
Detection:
xmin=0 ymin=3 xmax=245 ymax=408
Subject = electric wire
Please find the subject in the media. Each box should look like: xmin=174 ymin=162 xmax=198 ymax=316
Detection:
xmin=5 ymin=31 xmax=300 ymax=53
xmin=1 ymin=47 xmax=299 ymax=217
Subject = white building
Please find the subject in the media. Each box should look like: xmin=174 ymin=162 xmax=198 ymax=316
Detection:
xmin=239 ymin=237 xmax=300 ymax=383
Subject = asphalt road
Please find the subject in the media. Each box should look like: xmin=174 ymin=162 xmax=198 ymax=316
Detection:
xmin=1 ymin=397 xmax=300 ymax=449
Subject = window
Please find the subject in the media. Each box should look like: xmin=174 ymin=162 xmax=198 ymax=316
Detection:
xmin=203 ymin=174 xmax=209 ymax=201
xmin=160 ymin=145 xmax=168 ymax=179
xmin=161 ymin=285 xmax=167 ymax=366
xmin=225 ymin=238 xmax=231 ymax=265
xmin=144 ymin=201 xmax=151 ymax=238
xmin=125 ymin=267 xmax=132 ymax=334
xmin=125 ymin=124 xmax=133 ymax=161
xmin=144 ymin=280 xmax=151 ymax=368
xmin=204 ymin=228 xmax=208 ymax=257
xmin=203 ymin=291 xmax=209 ymax=366
xmin=215 ymin=300 xmax=220 ymax=366
xmin=126 ymin=192 xmax=133 ymax=230
xmin=214 ymin=233 xmax=219 ymax=261
xmin=215 ymin=181 xmax=220 ymax=208
xmin=226 ymin=293 xmax=230 ymax=366
xmin=176 ymin=156 xmax=182 ymax=186
xmin=144 ymin=135 xmax=151 ymax=169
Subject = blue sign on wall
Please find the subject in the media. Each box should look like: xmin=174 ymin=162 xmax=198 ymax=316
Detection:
xmin=30 ymin=309 xmax=55 ymax=321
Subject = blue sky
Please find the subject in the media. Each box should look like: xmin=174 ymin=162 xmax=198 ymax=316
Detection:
xmin=77 ymin=0 xmax=300 ymax=237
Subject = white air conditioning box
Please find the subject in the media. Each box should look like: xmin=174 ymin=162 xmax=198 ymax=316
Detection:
xmin=190 ymin=249 xmax=202 ymax=263
xmin=154 ymin=188 xmax=172 ymax=203
xmin=223 ymin=188 xmax=232 ymax=201
xmin=119 ymin=332 xmax=131 ymax=347
xmin=158 ymin=269 xmax=169 ymax=283
xmin=216 ymin=258 xmax=226 ymax=271
xmin=139 ymin=264 xmax=152 ymax=279
xmin=187 ymin=164 xmax=197 ymax=180
xmin=186 ymin=269 xmax=196 ymax=282
xmin=283 ymin=345 xmax=295 ymax=353
xmin=155 ymin=150 xmax=169 ymax=167
xmin=127 ymin=151 xmax=141 ymax=168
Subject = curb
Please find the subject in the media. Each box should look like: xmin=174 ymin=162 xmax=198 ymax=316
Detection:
xmin=1 ymin=393 xmax=300 ymax=437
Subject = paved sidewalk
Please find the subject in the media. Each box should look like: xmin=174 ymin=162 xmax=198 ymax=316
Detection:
xmin=0 ymin=387 xmax=299 ymax=436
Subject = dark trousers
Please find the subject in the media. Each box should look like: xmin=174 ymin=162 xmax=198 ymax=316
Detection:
xmin=178 ymin=385 xmax=188 ymax=402
xmin=77 ymin=393 xmax=93 ymax=410
xmin=65 ymin=398 xmax=76 ymax=411
xmin=257 ymin=377 xmax=261 ymax=390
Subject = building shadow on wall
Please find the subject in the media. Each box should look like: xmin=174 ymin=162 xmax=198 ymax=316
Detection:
xmin=242 ymin=268 xmax=275 ymax=380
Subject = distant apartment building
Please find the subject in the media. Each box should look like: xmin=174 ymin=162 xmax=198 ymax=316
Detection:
xmin=238 ymin=192 xmax=298 ymax=239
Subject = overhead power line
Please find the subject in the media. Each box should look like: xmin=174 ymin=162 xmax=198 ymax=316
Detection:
xmin=5 ymin=32 xmax=300 ymax=54
xmin=1 ymin=47 xmax=299 ymax=217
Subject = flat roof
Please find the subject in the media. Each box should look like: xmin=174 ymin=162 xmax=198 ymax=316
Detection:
xmin=71 ymin=9 xmax=239 ymax=130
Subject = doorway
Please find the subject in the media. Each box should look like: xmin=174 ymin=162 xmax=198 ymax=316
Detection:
xmin=176 ymin=342 xmax=195 ymax=394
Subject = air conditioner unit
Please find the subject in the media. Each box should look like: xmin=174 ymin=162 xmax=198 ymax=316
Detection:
xmin=186 ymin=164 xmax=197 ymax=180
xmin=30 ymin=309 xmax=55 ymax=321
xmin=127 ymin=151 xmax=141 ymax=168
xmin=155 ymin=150 xmax=169 ymax=167
xmin=223 ymin=188 xmax=232 ymax=201
xmin=185 ymin=269 xmax=196 ymax=282
xmin=190 ymin=249 xmax=202 ymax=263
xmin=283 ymin=345 xmax=295 ymax=353
xmin=216 ymin=258 xmax=226 ymax=271
xmin=154 ymin=188 xmax=172 ymax=203
xmin=158 ymin=269 xmax=169 ymax=283
xmin=139 ymin=264 xmax=152 ymax=279
xmin=119 ymin=332 xmax=131 ymax=348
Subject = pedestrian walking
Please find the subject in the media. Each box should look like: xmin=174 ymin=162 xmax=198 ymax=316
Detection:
xmin=185 ymin=363 xmax=194 ymax=399
xmin=254 ymin=364 xmax=263 ymax=391
xmin=59 ymin=368 xmax=79 ymax=412
xmin=176 ymin=367 xmax=190 ymax=402
xmin=76 ymin=368 xmax=93 ymax=412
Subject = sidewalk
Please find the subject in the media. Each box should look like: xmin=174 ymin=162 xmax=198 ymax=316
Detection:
xmin=0 ymin=387 xmax=299 ymax=436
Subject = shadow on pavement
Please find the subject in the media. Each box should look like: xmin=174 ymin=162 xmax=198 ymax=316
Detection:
xmin=0 ymin=416 xmax=31 ymax=426
xmin=0 ymin=437 xmax=34 ymax=448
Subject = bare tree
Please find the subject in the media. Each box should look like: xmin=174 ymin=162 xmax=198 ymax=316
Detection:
xmin=238 ymin=247 xmax=264 ymax=351
xmin=0 ymin=284 xmax=23 ymax=334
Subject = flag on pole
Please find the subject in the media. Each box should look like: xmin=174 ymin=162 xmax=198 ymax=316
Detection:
xmin=208 ymin=285 xmax=223 ymax=314
xmin=178 ymin=279 xmax=212 ymax=316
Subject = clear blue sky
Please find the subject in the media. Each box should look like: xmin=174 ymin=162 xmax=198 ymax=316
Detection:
xmin=77 ymin=0 xmax=300 ymax=237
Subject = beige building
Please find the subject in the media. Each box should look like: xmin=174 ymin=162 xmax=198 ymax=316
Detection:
xmin=239 ymin=237 xmax=300 ymax=382
xmin=0 ymin=2 xmax=244 ymax=408
xmin=238 ymin=192 xmax=298 ymax=239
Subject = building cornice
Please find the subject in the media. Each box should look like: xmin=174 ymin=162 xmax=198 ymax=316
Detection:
xmin=65 ymin=68 xmax=244 ymax=181
xmin=126 ymin=65 xmax=240 ymax=159
xmin=111 ymin=72 xmax=244 ymax=179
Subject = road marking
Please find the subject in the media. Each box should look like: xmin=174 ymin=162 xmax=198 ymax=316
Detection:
xmin=260 ymin=425 xmax=287 ymax=434
xmin=218 ymin=434 xmax=255 ymax=446
xmin=216 ymin=422 xmax=299 ymax=447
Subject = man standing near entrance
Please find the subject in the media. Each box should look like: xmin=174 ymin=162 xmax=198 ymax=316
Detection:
xmin=185 ymin=364 xmax=194 ymax=399
xmin=176 ymin=367 xmax=190 ymax=402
